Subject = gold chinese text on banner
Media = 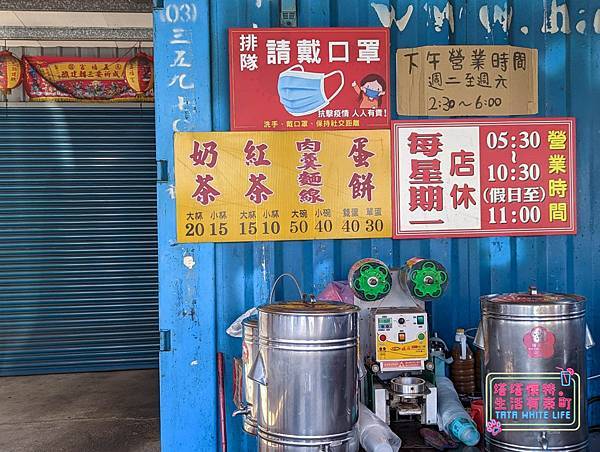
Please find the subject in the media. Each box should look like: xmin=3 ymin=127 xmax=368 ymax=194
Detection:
xmin=175 ymin=131 xmax=391 ymax=243
xmin=396 ymin=45 xmax=538 ymax=117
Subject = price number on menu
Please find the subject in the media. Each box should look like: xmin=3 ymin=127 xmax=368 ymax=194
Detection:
xmin=239 ymin=221 xmax=281 ymax=236
xmin=315 ymin=220 xmax=333 ymax=233
xmin=342 ymin=218 xmax=384 ymax=233
xmin=185 ymin=222 xmax=228 ymax=237
xmin=288 ymin=220 xmax=333 ymax=234
xmin=486 ymin=131 xmax=541 ymax=150
xmin=489 ymin=206 xmax=541 ymax=225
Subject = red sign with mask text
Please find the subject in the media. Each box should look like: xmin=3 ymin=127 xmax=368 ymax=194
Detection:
xmin=229 ymin=28 xmax=390 ymax=131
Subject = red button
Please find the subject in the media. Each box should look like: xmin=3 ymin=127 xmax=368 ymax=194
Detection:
xmin=379 ymin=334 xmax=387 ymax=342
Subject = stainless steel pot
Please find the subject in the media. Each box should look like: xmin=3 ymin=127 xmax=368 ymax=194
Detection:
xmin=477 ymin=289 xmax=592 ymax=451
xmin=235 ymin=316 xmax=259 ymax=435
xmin=251 ymin=299 xmax=360 ymax=452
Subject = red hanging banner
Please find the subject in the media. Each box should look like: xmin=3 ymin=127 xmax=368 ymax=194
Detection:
xmin=22 ymin=55 xmax=154 ymax=102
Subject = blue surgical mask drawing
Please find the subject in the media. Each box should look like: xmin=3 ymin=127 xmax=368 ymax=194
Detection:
xmin=364 ymin=87 xmax=380 ymax=100
xmin=278 ymin=64 xmax=344 ymax=116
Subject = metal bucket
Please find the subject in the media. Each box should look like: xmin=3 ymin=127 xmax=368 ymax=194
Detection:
xmin=477 ymin=289 xmax=591 ymax=451
xmin=251 ymin=299 xmax=360 ymax=452
xmin=241 ymin=317 xmax=259 ymax=435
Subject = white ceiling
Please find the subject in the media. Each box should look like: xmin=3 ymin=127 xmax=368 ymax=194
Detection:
xmin=0 ymin=11 xmax=153 ymax=47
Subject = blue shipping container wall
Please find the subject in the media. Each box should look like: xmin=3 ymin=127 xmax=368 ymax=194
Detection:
xmin=153 ymin=1 xmax=600 ymax=450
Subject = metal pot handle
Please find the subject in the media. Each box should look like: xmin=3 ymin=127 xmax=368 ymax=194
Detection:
xmin=586 ymin=325 xmax=595 ymax=350
xmin=268 ymin=273 xmax=303 ymax=304
xmin=248 ymin=351 xmax=267 ymax=386
xmin=474 ymin=321 xmax=485 ymax=350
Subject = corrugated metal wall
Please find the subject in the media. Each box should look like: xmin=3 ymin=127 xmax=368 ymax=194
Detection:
xmin=0 ymin=107 xmax=158 ymax=375
xmin=154 ymin=1 xmax=600 ymax=450
xmin=0 ymin=46 xmax=158 ymax=375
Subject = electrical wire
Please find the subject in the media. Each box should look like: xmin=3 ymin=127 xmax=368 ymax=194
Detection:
xmin=588 ymin=396 xmax=600 ymax=405
xmin=268 ymin=273 xmax=303 ymax=305
xmin=464 ymin=327 xmax=478 ymax=341
xmin=430 ymin=335 xmax=449 ymax=352
xmin=587 ymin=396 xmax=600 ymax=433
xmin=582 ymin=394 xmax=600 ymax=433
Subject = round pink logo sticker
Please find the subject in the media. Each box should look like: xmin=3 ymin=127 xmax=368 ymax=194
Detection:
xmin=523 ymin=326 xmax=556 ymax=359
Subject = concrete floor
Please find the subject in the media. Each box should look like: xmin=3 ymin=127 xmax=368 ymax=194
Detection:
xmin=2 ymin=370 xmax=598 ymax=451
xmin=0 ymin=369 xmax=160 ymax=452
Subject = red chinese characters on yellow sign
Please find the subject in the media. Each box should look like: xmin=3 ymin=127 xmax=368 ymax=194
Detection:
xmin=175 ymin=131 xmax=391 ymax=243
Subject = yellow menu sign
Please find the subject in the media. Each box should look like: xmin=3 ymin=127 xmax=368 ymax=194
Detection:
xmin=175 ymin=130 xmax=391 ymax=243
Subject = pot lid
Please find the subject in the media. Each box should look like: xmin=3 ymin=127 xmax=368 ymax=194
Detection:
xmin=481 ymin=292 xmax=585 ymax=305
xmin=258 ymin=300 xmax=359 ymax=316
xmin=242 ymin=316 xmax=258 ymax=327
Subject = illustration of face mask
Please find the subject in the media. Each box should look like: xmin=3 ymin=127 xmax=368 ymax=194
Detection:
xmin=278 ymin=64 xmax=344 ymax=116
xmin=364 ymin=87 xmax=380 ymax=99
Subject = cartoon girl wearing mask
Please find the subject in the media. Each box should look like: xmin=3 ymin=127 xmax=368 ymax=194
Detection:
xmin=352 ymin=74 xmax=386 ymax=109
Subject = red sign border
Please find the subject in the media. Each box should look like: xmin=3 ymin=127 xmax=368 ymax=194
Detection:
xmin=228 ymin=27 xmax=391 ymax=131
xmin=391 ymin=117 xmax=577 ymax=239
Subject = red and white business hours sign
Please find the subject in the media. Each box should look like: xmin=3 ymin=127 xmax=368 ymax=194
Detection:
xmin=392 ymin=118 xmax=576 ymax=239
xmin=229 ymin=28 xmax=390 ymax=131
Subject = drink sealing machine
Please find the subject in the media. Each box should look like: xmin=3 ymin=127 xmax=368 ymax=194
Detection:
xmin=349 ymin=257 xmax=449 ymax=426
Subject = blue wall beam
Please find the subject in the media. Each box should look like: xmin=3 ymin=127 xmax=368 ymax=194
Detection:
xmin=154 ymin=1 xmax=217 ymax=450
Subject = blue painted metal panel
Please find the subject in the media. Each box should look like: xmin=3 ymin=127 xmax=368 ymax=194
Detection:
xmin=155 ymin=1 xmax=600 ymax=449
xmin=0 ymin=107 xmax=158 ymax=376
xmin=154 ymin=1 xmax=218 ymax=450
